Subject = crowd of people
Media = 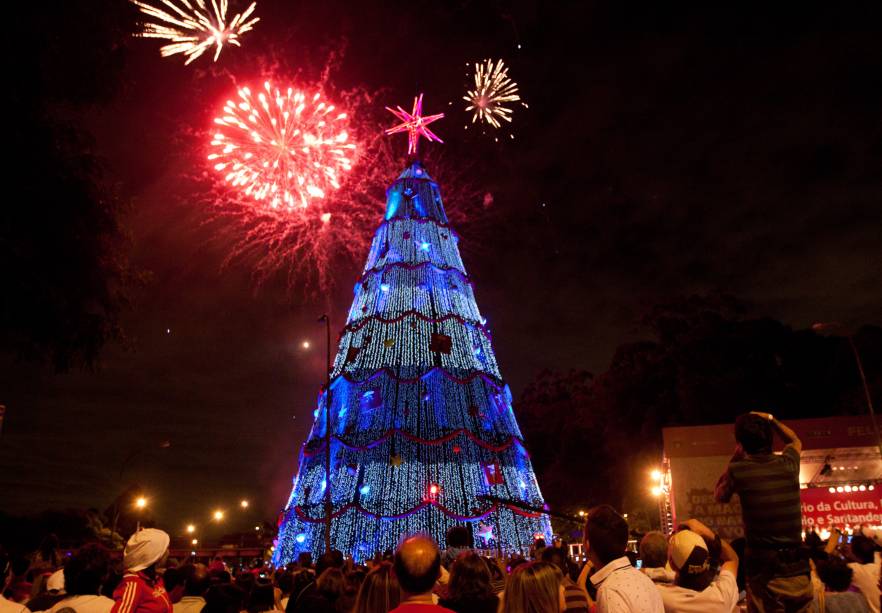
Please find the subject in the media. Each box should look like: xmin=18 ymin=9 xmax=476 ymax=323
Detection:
xmin=2 ymin=412 xmax=881 ymax=613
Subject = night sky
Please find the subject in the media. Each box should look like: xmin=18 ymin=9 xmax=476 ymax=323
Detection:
xmin=2 ymin=1 xmax=882 ymax=532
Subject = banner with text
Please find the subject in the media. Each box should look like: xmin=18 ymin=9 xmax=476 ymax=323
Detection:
xmin=801 ymin=487 xmax=882 ymax=529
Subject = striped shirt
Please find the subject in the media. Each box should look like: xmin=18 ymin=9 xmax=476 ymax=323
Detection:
xmin=563 ymin=577 xmax=590 ymax=612
xmin=723 ymin=444 xmax=802 ymax=549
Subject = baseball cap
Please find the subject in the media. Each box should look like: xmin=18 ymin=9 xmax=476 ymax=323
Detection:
xmin=669 ymin=529 xmax=709 ymax=575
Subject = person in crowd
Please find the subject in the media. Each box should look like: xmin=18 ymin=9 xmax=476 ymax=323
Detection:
xmin=1 ymin=551 xmax=29 ymax=613
xmin=245 ymin=583 xmax=277 ymax=613
xmin=352 ymin=562 xmax=400 ymax=613
xmin=390 ymin=534 xmax=454 ymax=613
xmin=847 ymin=533 xmax=880 ymax=613
xmin=531 ymin=539 xmax=548 ymax=561
xmin=160 ymin=567 xmax=185 ymax=606
xmin=812 ymin=557 xmax=870 ymax=613
xmin=540 ymin=548 xmax=590 ymax=613
xmin=109 ymin=528 xmax=172 ymax=613
xmin=639 ymin=532 xmax=675 ymax=585
xmin=438 ymin=551 xmax=499 ymax=613
xmin=584 ymin=505 xmax=663 ymax=612
xmin=276 ymin=571 xmax=294 ymax=611
xmin=5 ymin=557 xmax=33 ymax=604
xmin=26 ymin=570 xmax=66 ymax=612
xmin=285 ymin=551 xmax=342 ymax=613
xmin=715 ymin=411 xmax=813 ymax=612
xmin=202 ymin=584 xmax=246 ymax=613
xmin=172 ymin=565 xmax=208 ymax=613
xmin=235 ymin=572 xmax=256 ymax=597
xmin=442 ymin=528 xmax=473 ymax=570
xmin=486 ymin=559 xmax=506 ymax=595
xmin=316 ymin=568 xmax=356 ymax=613
xmin=500 ymin=561 xmax=565 ymax=613
xmin=295 ymin=554 xmax=312 ymax=571
xmin=46 ymin=543 xmax=114 ymax=613
xmin=656 ymin=519 xmax=739 ymax=613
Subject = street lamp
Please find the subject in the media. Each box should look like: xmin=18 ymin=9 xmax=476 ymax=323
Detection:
xmin=240 ymin=499 xmax=249 ymax=509
xmin=186 ymin=524 xmax=196 ymax=534
xmin=134 ymin=497 xmax=148 ymax=532
xmin=813 ymin=322 xmax=882 ymax=461
xmin=213 ymin=510 xmax=225 ymax=521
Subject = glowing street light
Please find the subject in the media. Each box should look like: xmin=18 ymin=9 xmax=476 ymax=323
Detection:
xmin=135 ymin=497 xmax=148 ymax=509
xmin=191 ymin=538 xmax=198 ymax=545
xmin=186 ymin=524 xmax=196 ymax=534
xmin=302 ymin=341 xmax=310 ymax=349
xmin=213 ymin=510 xmax=225 ymax=521
xmin=240 ymin=499 xmax=249 ymax=509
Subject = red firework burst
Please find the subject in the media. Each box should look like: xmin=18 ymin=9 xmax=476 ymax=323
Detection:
xmin=208 ymin=81 xmax=357 ymax=212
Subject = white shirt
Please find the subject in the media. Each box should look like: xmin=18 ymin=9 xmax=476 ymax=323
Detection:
xmin=0 ymin=596 xmax=29 ymax=613
xmin=591 ymin=556 xmax=665 ymax=613
xmin=848 ymin=562 xmax=880 ymax=613
xmin=48 ymin=595 xmax=114 ymax=613
xmin=657 ymin=570 xmax=739 ymax=613
xmin=173 ymin=596 xmax=206 ymax=613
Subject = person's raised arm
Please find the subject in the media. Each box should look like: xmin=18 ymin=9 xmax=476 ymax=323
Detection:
xmin=683 ymin=519 xmax=738 ymax=577
xmin=751 ymin=412 xmax=802 ymax=454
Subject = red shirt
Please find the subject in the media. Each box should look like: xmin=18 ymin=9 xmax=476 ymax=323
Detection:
xmin=110 ymin=572 xmax=172 ymax=613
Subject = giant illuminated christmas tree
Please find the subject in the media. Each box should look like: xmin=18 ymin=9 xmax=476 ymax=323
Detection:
xmin=273 ymin=96 xmax=552 ymax=563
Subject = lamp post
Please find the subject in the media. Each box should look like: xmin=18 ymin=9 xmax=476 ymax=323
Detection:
xmin=813 ymin=322 xmax=881 ymax=461
xmin=319 ymin=314 xmax=333 ymax=553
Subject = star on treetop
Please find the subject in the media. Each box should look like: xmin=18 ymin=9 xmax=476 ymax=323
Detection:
xmin=385 ymin=94 xmax=444 ymax=156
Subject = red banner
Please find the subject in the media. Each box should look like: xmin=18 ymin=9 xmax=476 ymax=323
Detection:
xmin=801 ymin=487 xmax=882 ymax=529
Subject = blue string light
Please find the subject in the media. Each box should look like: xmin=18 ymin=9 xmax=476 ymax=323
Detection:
xmin=273 ymin=162 xmax=551 ymax=564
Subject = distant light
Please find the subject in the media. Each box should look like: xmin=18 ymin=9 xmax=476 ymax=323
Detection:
xmin=837 ymin=487 xmax=844 ymax=493
xmin=295 ymin=533 xmax=306 ymax=544
xmin=191 ymin=538 xmax=198 ymax=545
xmin=380 ymin=283 xmax=390 ymax=292
xmin=517 ymin=43 xmax=522 ymax=49
xmin=254 ymin=525 xmax=261 ymax=530
xmin=186 ymin=524 xmax=196 ymax=533
xmin=240 ymin=499 xmax=249 ymax=508
xmin=135 ymin=497 xmax=147 ymax=509
xmin=320 ymin=212 xmax=331 ymax=224
xmin=860 ymin=485 xmax=867 ymax=491
xmin=650 ymin=486 xmax=662 ymax=497
xmin=845 ymin=485 xmax=852 ymax=492
xmin=320 ymin=479 xmax=326 ymax=491
xmin=359 ymin=485 xmax=370 ymax=496
xmin=650 ymin=469 xmax=662 ymax=481
xmin=420 ymin=242 xmax=430 ymax=251
xmin=302 ymin=341 xmax=310 ymax=349
xmin=870 ymin=485 xmax=875 ymax=491
xmin=829 ymin=487 xmax=836 ymax=493
xmin=429 ymin=484 xmax=439 ymax=496
xmin=166 ymin=328 xmax=171 ymax=334
xmin=213 ymin=510 xmax=225 ymax=521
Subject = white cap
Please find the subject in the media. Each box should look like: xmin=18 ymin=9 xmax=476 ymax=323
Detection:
xmin=124 ymin=528 xmax=170 ymax=572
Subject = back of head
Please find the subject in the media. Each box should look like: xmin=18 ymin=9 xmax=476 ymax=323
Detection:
xmin=203 ymin=583 xmax=247 ymax=613
xmin=851 ymin=534 xmax=876 ymax=564
xmin=734 ymin=413 xmax=773 ymax=454
xmin=64 ymin=543 xmax=110 ymax=596
xmin=246 ymin=583 xmax=275 ymax=613
xmin=448 ymin=552 xmax=493 ymax=602
xmin=163 ymin=566 xmax=186 ymax=594
xmin=316 ymin=568 xmax=346 ymax=601
xmin=539 ymin=547 xmax=567 ymax=575
xmin=316 ymin=551 xmax=344 ymax=577
xmin=183 ymin=564 xmax=210 ymax=597
xmin=585 ymin=505 xmax=629 ymax=566
xmin=446 ymin=526 xmax=472 ymax=548
xmin=639 ymin=532 xmax=669 ymax=569
xmin=503 ymin=561 xmax=561 ymax=613
xmin=393 ymin=534 xmax=441 ymax=596
xmin=816 ymin=557 xmax=854 ymax=592
xmin=353 ymin=562 xmax=399 ymax=613
xmin=234 ymin=571 xmax=255 ymax=595
xmin=297 ymin=552 xmax=312 ymax=569
xmin=669 ymin=530 xmax=713 ymax=592
xmin=124 ymin=528 xmax=170 ymax=572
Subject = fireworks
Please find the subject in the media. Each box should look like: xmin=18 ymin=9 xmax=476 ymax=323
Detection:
xmin=130 ymin=0 xmax=259 ymax=65
xmin=385 ymin=94 xmax=444 ymax=156
xmin=464 ymin=59 xmax=521 ymax=128
xmin=208 ymin=81 xmax=356 ymax=211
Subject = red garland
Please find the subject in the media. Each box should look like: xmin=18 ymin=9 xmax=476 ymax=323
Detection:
xmin=342 ymin=310 xmax=491 ymax=340
xmin=301 ymin=428 xmax=525 ymax=457
xmin=291 ymin=500 xmax=544 ymax=523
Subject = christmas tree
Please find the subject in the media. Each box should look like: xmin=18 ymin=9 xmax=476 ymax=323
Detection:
xmin=273 ymin=100 xmax=551 ymax=563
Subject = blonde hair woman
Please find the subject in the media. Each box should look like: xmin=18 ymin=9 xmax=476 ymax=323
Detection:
xmin=500 ymin=561 xmax=565 ymax=613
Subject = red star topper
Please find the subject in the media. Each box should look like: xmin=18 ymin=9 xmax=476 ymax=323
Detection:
xmin=385 ymin=94 xmax=444 ymax=155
